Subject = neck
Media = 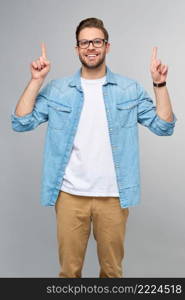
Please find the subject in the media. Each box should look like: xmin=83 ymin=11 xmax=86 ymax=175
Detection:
xmin=81 ymin=64 xmax=106 ymax=79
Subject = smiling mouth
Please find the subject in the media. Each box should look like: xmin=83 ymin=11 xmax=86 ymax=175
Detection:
xmin=85 ymin=54 xmax=99 ymax=59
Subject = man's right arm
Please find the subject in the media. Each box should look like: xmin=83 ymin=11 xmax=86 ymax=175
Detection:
xmin=14 ymin=78 xmax=44 ymax=117
xmin=11 ymin=42 xmax=51 ymax=132
xmin=11 ymin=79 xmax=52 ymax=132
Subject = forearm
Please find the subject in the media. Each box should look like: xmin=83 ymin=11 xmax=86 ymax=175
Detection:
xmin=15 ymin=78 xmax=44 ymax=117
xmin=154 ymin=86 xmax=174 ymax=122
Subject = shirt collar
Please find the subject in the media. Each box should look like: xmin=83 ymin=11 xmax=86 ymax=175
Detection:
xmin=68 ymin=65 xmax=117 ymax=91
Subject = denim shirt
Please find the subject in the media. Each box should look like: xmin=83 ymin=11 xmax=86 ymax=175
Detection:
xmin=11 ymin=66 xmax=177 ymax=208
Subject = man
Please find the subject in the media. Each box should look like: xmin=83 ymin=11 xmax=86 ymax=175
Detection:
xmin=11 ymin=17 xmax=177 ymax=278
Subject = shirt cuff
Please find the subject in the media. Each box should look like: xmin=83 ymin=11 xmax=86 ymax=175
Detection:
xmin=156 ymin=113 xmax=177 ymax=128
xmin=11 ymin=109 xmax=34 ymax=124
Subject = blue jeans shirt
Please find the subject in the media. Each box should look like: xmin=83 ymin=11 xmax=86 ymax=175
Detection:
xmin=11 ymin=66 xmax=177 ymax=208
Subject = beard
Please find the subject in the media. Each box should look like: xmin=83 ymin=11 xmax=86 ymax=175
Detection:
xmin=78 ymin=51 xmax=106 ymax=69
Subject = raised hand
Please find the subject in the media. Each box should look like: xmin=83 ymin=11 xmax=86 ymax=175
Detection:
xmin=30 ymin=42 xmax=51 ymax=80
xmin=150 ymin=47 xmax=168 ymax=84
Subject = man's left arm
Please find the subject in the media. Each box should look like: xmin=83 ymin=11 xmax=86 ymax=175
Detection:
xmin=151 ymin=47 xmax=174 ymax=122
xmin=137 ymin=47 xmax=177 ymax=136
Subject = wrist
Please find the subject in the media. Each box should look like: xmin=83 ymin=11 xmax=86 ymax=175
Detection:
xmin=153 ymin=81 xmax=166 ymax=87
xmin=30 ymin=78 xmax=45 ymax=88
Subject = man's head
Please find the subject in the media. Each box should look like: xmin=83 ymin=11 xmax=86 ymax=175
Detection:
xmin=75 ymin=18 xmax=110 ymax=69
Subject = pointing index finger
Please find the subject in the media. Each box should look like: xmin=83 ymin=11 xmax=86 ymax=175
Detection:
xmin=151 ymin=47 xmax=157 ymax=61
xmin=41 ymin=42 xmax=47 ymax=59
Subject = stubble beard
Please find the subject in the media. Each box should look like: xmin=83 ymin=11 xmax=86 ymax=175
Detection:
xmin=79 ymin=52 xmax=106 ymax=69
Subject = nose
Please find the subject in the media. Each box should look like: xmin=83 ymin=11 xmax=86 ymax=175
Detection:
xmin=88 ymin=41 xmax=95 ymax=49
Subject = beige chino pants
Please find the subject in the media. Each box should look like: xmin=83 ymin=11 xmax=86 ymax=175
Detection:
xmin=55 ymin=190 xmax=129 ymax=278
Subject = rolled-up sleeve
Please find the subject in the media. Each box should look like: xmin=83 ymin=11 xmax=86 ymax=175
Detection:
xmin=136 ymin=82 xmax=177 ymax=136
xmin=11 ymin=80 xmax=52 ymax=132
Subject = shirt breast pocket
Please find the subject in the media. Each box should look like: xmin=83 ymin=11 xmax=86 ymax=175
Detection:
xmin=116 ymin=100 xmax=138 ymax=128
xmin=48 ymin=101 xmax=72 ymax=130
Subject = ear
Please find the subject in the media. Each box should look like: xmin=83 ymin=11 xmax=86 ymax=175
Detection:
xmin=106 ymin=42 xmax=110 ymax=54
xmin=75 ymin=45 xmax=79 ymax=55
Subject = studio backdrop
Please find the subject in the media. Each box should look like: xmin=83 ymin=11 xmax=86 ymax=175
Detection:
xmin=1 ymin=0 xmax=184 ymax=277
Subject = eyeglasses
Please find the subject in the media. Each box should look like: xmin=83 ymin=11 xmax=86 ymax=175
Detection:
xmin=77 ymin=38 xmax=108 ymax=49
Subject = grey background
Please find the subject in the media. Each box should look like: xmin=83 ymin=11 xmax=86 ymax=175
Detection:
xmin=1 ymin=0 xmax=184 ymax=277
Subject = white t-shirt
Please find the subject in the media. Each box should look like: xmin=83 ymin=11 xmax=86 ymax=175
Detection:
xmin=60 ymin=75 xmax=119 ymax=196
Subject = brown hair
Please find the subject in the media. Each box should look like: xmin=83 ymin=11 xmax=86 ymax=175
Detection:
xmin=75 ymin=17 xmax=109 ymax=43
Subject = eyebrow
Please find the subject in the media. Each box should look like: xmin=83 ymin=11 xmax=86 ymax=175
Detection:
xmin=78 ymin=38 xmax=104 ymax=40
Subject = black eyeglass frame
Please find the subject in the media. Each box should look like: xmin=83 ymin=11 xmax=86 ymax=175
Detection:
xmin=77 ymin=38 xmax=108 ymax=48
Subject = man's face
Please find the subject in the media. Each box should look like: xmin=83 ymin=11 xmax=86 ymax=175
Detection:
xmin=75 ymin=27 xmax=110 ymax=69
